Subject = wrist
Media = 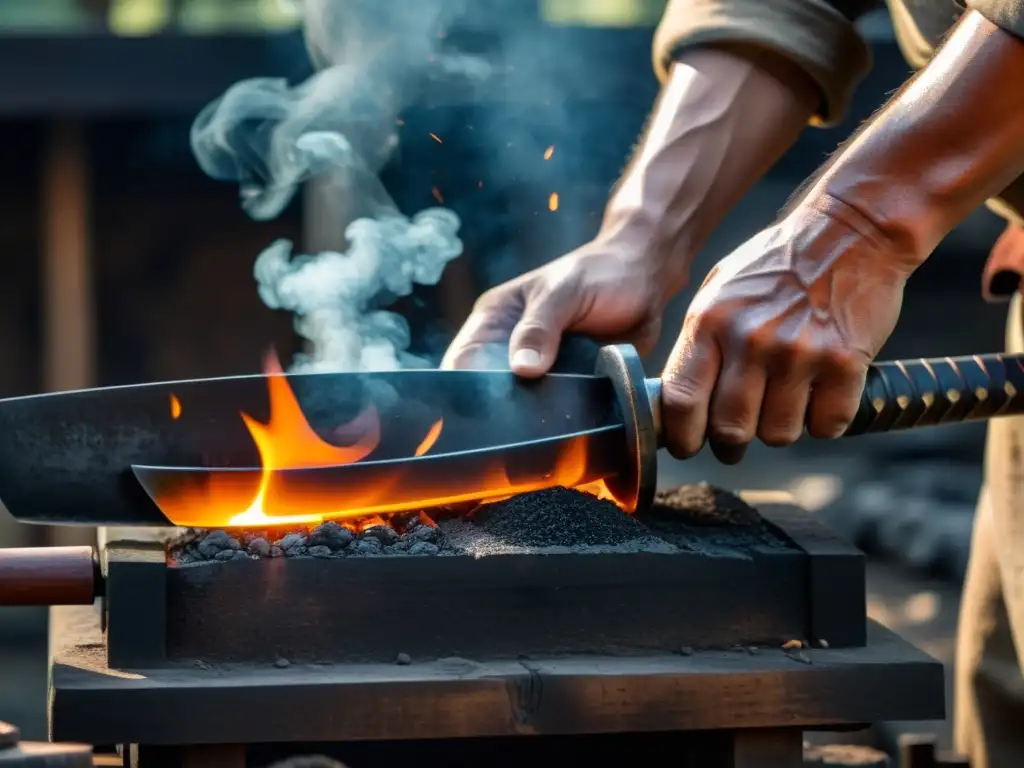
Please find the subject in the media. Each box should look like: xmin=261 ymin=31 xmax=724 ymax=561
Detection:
xmin=595 ymin=207 xmax=692 ymax=299
xmin=786 ymin=193 xmax=921 ymax=284
xmin=795 ymin=12 xmax=1024 ymax=266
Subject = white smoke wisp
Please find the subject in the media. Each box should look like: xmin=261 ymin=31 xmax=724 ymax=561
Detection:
xmin=256 ymin=208 xmax=463 ymax=372
xmin=189 ymin=0 xmax=485 ymax=373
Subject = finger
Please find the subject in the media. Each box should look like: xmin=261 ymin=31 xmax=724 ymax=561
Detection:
xmin=508 ymin=287 xmax=577 ymax=378
xmin=707 ymin=354 xmax=767 ymax=465
xmin=440 ymin=313 xmax=509 ymax=370
xmin=661 ymin=323 xmax=722 ymax=460
xmin=440 ymin=340 xmax=510 ymax=371
xmin=806 ymin=362 xmax=868 ymax=439
xmin=440 ymin=290 xmax=524 ymax=371
xmin=758 ymin=366 xmax=815 ymax=447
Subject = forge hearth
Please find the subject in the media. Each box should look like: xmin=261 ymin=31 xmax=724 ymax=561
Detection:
xmin=98 ymin=485 xmax=862 ymax=668
xmin=48 ymin=485 xmax=945 ymax=768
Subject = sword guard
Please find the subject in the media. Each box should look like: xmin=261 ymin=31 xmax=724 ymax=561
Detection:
xmin=594 ymin=345 xmax=658 ymax=513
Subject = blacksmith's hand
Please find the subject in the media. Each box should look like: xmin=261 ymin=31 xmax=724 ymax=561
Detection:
xmin=664 ymin=10 xmax=1024 ymax=464
xmin=441 ymin=46 xmax=826 ymax=376
xmin=440 ymin=238 xmax=676 ymax=376
xmin=661 ymin=202 xmax=912 ymax=465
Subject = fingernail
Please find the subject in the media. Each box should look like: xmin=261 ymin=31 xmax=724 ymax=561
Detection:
xmin=511 ymin=349 xmax=542 ymax=370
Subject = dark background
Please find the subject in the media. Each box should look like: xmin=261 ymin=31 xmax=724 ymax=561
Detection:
xmin=0 ymin=0 xmax=1001 ymax=751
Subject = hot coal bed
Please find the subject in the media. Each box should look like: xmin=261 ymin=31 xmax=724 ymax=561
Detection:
xmin=49 ymin=484 xmax=946 ymax=768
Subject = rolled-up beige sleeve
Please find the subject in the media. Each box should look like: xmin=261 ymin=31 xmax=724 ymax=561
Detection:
xmin=967 ymin=0 xmax=1024 ymax=37
xmin=652 ymin=0 xmax=873 ymax=126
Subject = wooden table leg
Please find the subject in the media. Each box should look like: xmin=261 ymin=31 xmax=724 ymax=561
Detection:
xmin=41 ymin=117 xmax=97 ymax=550
xmin=731 ymin=729 xmax=805 ymax=767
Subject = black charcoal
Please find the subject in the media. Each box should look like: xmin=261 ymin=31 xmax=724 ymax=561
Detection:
xmin=247 ymin=537 xmax=271 ymax=557
xmin=408 ymin=525 xmax=439 ymax=543
xmin=354 ymin=538 xmax=382 ymax=555
xmin=395 ymin=652 xmax=411 ymax=665
xmin=642 ymin=484 xmax=791 ymax=555
xmin=168 ymin=484 xmax=786 ymax=565
xmin=278 ymin=533 xmax=307 ymax=552
xmin=361 ymin=525 xmax=399 ymax=545
xmin=197 ymin=529 xmax=232 ymax=558
xmin=309 ymin=522 xmax=353 ymax=550
xmin=652 ymin=482 xmax=760 ymax=527
xmin=407 ymin=541 xmax=439 ymax=556
xmin=473 ymin=487 xmax=652 ymax=548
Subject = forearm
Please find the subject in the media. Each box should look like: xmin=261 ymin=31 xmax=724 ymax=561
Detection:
xmin=601 ymin=45 xmax=820 ymax=296
xmin=805 ymin=11 xmax=1024 ymax=266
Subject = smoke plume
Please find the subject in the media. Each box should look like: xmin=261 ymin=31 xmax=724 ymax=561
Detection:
xmin=190 ymin=0 xmax=482 ymax=372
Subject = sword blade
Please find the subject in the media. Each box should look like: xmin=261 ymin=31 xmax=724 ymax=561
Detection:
xmin=132 ymin=424 xmax=628 ymax=528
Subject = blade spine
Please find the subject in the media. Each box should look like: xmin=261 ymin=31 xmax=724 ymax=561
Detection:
xmin=0 ymin=369 xmax=603 ymax=405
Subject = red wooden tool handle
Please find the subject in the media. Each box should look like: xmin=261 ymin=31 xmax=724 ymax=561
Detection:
xmin=0 ymin=546 xmax=98 ymax=606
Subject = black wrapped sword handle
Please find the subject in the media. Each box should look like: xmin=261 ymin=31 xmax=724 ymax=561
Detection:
xmin=843 ymin=353 xmax=1024 ymax=435
xmin=599 ymin=346 xmax=1024 ymax=511
xmin=632 ymin=351 xmax=1024 ymax=445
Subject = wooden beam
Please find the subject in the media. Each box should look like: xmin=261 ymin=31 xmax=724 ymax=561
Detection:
xmin=41 ymin=119 xmax=97 ymax=549
xmin=51 ymin=604 xmax=945 ymax=745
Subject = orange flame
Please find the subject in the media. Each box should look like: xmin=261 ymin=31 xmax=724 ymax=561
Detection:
xmin=227 ymin=353 xmax=380 ymax=527
xmin=150 ymin=353 xmax=620 ymax=529
xmin=170 ymin=394 xmax=182 ymax=420
xmin=548 ymin=193 xmax=559 ymax=212
xmin=429 ymin=132 xmax=443 ymax=144
xmin=415 ymin=419 xmax=443 ymax=457
xmin=543 ymin=145 xmax=554 ymax=160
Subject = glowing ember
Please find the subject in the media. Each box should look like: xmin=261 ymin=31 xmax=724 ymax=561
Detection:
xmin=147 ymin=353 xmax=620 ymax=529
xmin=543 ymin=145 xmax=554 ymax=160
xmin=432 ymin=186 xmax=445 ymax=204
xmin=429 ymin=132 xmax=443 ymax=144
xmin=548 ymin=193 xmax=559 ymax=212
xmin=415 ymin=420 xmax=443 ymax=457
xmin=170 ymin=394 xmax=182 ymax=420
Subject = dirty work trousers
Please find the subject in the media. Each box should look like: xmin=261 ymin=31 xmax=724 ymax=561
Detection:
xmin=955 ymin=293 xmax=1024 ymax=767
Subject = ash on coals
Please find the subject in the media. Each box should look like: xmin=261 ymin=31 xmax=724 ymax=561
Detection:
xmin=441 ymin=487 xmax=678 ymax=555
xmin=471 ymin=487 xmax=651 ymax=547
xmin=169 ymin=516 xmax=444 ymax=565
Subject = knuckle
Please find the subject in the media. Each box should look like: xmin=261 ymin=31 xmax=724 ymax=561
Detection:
xmin=689 ymin=305 xmax=729 ymax=338
xmin=708 ymin=423 xmax=752 ymax=447
xmin=660 ymin=377 xmax=704 ymax=416
xmin=807 ymin=405 xmax=857 ymax=439
xmin=821 ymin=347 xmax=867 ymax=377
xmin=472 ymin=286 xmax=505 ymax=313
xmin=758 ymin=422 xmax=803 ymax=447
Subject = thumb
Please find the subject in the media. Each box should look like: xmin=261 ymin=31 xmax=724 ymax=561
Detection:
xmin=508 ymin=286 xmax=577 ymax=377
